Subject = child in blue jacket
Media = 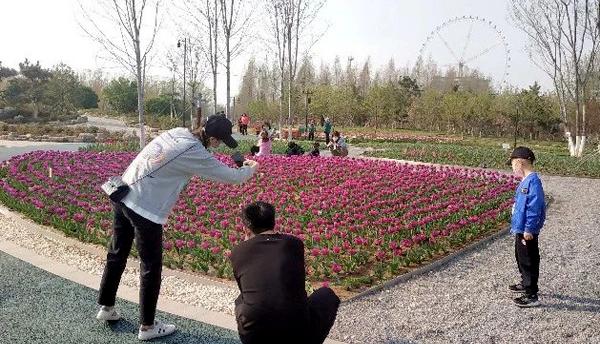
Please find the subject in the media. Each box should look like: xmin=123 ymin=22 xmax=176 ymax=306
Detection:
xmin=507 ymin=146 xmax=546 ymax=307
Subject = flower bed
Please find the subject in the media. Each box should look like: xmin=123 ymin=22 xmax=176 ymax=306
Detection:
xmin=0 ymin=151 xmax=517 ymax=290
xmin=344 ymin=132 xmax=462 ymax=144
xmin=361 ymin=141 xmax=600 ymax=178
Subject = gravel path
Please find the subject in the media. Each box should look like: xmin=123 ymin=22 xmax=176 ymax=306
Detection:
xmin=330 ymin=175 xmax=600 ymax=344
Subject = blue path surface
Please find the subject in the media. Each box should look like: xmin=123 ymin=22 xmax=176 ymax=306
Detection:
xmin=0 ymin=251 xmax=240 ymax=344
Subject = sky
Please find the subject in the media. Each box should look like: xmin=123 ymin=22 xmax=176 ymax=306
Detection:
xmin=0 ymin=0 xmax=551 ymax=104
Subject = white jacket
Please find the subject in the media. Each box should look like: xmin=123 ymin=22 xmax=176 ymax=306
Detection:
xmin=121 ymin=128 xmax=256 ymax=224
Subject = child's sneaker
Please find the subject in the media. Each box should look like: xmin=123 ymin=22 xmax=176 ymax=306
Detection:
xmin=96 ymin=306 xmax=121 ymax=321
xmin=513 ymin=294 xmax=540 ymax=308
xmin=138 ymin=320 xmax=176 ymax=341
xmin=508 ymin=283 xmax=527 ymax=293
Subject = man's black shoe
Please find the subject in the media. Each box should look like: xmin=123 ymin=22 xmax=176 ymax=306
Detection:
xmin=514 ymin=294 xmax=540 ymax=308
xmin=508 ymin=283 xmax=526 ymax=293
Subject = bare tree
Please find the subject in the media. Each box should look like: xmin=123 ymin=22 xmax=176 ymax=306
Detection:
xmin=510 ymin=0 xmax=600 ymax=157
xmin=264 ymin=1 xmax=286 ymax=131
xmin=79 ymin=0 xmax=162 ymax=149
xmin=218 ymin=0 xmax=253 ymax=122
xmin=265 ymin=0 xmax=326 ymax=139
xmin=180 ymin=0 xmax=220 ymax=117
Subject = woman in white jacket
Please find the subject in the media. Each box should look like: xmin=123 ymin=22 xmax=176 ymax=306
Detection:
xmin=96 ymin=115 xmax=258 ymax=340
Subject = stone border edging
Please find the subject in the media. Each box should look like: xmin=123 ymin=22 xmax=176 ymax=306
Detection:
xmin=344 ymin=197 xmax=554 ymax=304
xmin=343 ymin=227 xmax=510 ymax=303
xmin=0 ymin=204 xmax=236 ymax=289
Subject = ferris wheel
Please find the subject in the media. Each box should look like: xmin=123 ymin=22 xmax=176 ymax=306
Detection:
xmin=417 ymin=16 xmax=511 ymax=89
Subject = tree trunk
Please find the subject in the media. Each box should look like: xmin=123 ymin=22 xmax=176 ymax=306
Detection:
xmin=32 ymin=102 xmax=39 ymax=119
xmin=135 ymin=59 xmax=146 ymax=149
xmin=132 ymin=0 xmax=146 ymax=149
xmin=578 ymin=101 xmax=587 ymax=157
xmin=213 ymin=72 xmax=218 ymax=116
xmin=279 ymin=69 xmax=284 ymax=137
xmin=226 ymin=36 xmax=231 ymax=119
xmin=213 ymin=0 xmax=218 ymax=116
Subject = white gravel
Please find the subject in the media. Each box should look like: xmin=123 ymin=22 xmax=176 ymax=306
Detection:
xmin=330 ymin=175 xmax=600 ymax=344
xmin=0 ymin=210 xmax=238 ymax=315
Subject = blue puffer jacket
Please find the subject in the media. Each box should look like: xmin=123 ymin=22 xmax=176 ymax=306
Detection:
xmin=510 ymin=172 xmax=546 ymax=235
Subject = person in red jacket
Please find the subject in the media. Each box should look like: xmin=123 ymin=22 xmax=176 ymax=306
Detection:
xmin=240 ymin=113 xmax=251 ymax=135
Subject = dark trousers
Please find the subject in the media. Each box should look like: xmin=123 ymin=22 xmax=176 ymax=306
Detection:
xmin=515 ymin=234 xmax=540 ymax=295
xmin=308 ymin=131 xmax=315 ymax=141
xmin=306 ymin=287 xmax=340 ymax=344
xmin=325 ymin=132 xmax=330 ymax=144
xmin=238 ymin=287 xmax=340 ymax=344
xmin=98 ymin=202 xmax=164 ymax=325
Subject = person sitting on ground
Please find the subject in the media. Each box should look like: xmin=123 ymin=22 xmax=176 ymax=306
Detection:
xmin=310 ymin=141 xmax=320 ymax=157
xmin=256 ymin=130 xmax=272 ymax=157
xmin=327 ymin=131 xmax=348 ymax=157
xmin=250 ymin=145 xmax=260 ymax=156
xmin=231 ymin=202 xmax=340 ymax=344
xmin=286 ymin=141 xmax=305 ymax=156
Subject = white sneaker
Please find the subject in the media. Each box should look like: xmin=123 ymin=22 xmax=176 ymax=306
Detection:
xmin=138 ymin=320 xmax=176 ymax=341
xmin=96 ymin=306 xmax=121 ymax=321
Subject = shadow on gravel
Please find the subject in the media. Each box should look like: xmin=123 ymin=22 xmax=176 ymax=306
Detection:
xmin=383 ymin=337 xmax=419 ymax=344
xmin=542 ymin=293 xmax=600 ymax=313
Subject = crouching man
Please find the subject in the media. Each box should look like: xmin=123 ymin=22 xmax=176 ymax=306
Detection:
xmin=230 ymin=201 xmax=340 ymax=344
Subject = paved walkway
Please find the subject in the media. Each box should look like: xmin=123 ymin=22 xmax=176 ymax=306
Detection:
xmin=0 ymin=251 xmax=240 ymax=344
xmin=0 ymin=140 xmax=87 ymax=162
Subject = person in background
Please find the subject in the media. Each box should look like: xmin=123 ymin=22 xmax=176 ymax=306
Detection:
xmin=507 ymin=146 xmax=546 ymax=308
xmin=309 ymin=142 xmax=320 ymax=157
xmin=286 ymin=141 xmax=305 ymax=156
xmin=96 ymin=115 xmax=259 ymax=340
xmin=261 ymin=121 xmax=273 ymax=137
xmin=308 ymin=120 xmax=316 ymax=141
xmin=256 ymin=130 xmax=272 ymax=157
xmin=240 ymin=113 xmax=250 ymax=135
xmin=231 ymin=202 xmax=340 ymax=344
xmin=323 ymin=118 xmax=332 ymax=144
xmin=238 ymin=117 xmax=244 ymax=135
xmin=327 ymin=131 xmax=348 ymax=157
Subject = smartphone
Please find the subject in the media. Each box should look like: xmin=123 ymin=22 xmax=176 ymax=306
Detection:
xmin=231 ymin=151 xmax=245 ymax=168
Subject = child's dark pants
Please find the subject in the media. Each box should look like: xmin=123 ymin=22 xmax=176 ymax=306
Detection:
xmin=515 ymin=233 xmax=540 ymax=295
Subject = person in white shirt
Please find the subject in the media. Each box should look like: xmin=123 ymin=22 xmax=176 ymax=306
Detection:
xmin=96 ymin=115 xmax=258 ymax=340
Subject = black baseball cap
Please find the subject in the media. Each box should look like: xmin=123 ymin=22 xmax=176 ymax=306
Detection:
xmin=506 ymin=146 xmax=535 ymax=166
xmin=204 ymin=114 xmax=238 ymax=148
